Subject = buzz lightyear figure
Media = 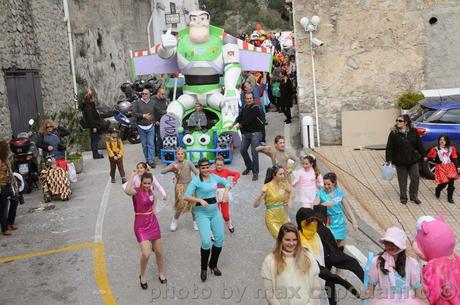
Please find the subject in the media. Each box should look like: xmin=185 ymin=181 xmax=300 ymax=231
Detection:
xmin=158 ymin=10 xmax=240 ymax=129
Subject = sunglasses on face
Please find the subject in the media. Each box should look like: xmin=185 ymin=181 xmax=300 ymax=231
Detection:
xmin=141 ymin=92 xmax=149 ymax=96
xmin=46 ymin=125 xmax=53 ymax=128
xmin=396 ymin=119 xmax=404 ymax=123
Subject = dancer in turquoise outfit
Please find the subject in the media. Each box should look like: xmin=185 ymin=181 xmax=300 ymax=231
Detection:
xmin=184 ymin=158 xmax=231 ymax=282
xmin=313 ymin=172 xmax=358 ymax=249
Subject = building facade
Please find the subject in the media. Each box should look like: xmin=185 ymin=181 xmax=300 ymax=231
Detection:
xmin=292 ymin=0 xmax=460 ymax=144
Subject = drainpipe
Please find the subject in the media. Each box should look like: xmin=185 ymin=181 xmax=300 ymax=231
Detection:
xmin=63 ymin=0 xmax=78 ymax=98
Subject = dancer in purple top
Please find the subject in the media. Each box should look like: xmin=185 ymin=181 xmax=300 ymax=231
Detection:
xmin=124 ymin=170 xmax=167 ymax=289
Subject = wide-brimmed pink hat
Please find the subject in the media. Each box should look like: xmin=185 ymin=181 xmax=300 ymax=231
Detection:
xmin=379 ymin=227 xmax=407 ymax=250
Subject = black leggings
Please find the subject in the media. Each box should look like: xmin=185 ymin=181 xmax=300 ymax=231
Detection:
xmin=436 ymin=179 xmax=455 ymax=190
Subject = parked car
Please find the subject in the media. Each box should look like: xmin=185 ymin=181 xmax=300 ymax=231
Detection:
xmin=409 ymin=91 xmax=460 ymax=179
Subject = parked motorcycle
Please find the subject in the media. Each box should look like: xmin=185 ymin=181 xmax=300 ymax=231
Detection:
xmin=101 ymin=100 xmax=140 ymax=144
xmin=9 ymin=119 xmax=40 ymax=193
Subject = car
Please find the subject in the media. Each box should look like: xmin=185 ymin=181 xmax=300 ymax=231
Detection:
xmin=408 ymin=89 xmax=460 ymax=179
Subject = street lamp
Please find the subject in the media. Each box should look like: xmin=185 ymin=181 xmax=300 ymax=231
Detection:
xmin=300 ymin=15 xmax=322 ymax=147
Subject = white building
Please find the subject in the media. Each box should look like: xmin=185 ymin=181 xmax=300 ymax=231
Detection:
xmin=149 ymin=0 xmax=199 ymax=47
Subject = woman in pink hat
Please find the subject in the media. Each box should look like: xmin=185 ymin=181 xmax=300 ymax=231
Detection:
xmin=362 ymin=227 xmax=424 ymax=305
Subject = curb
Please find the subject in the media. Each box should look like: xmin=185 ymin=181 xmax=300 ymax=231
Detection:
xmin=301 ymin=147 xmax=383 ymax=249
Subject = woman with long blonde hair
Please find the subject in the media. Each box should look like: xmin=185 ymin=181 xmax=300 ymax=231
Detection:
xmin=261 ymin=223 xmax=321 ymax=305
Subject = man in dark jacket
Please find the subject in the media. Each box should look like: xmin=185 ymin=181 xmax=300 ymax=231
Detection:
xmin=153 ymin=88 xmax=168 ymax=157
xmin=385 ymin=114 xmax=425 ymax=204
xmin=82 ymin=91 xmax=105 ymax=159
xmin=133 ymin=88 xmax=156 ymax=168
xmin=296 ymin=208 xmax=363 ymax=305
xmin=232 ymin=92 xmax=264 ymax=181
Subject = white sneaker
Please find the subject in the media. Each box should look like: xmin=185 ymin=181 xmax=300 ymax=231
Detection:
xmin=170 ymin=218 xmax=178 ymax=232
xmin=193 ymin=221 xmax=199 ymax=231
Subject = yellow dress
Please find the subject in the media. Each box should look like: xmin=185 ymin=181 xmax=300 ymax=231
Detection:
xmin=264 ymin=181 xmax=289 ymax=238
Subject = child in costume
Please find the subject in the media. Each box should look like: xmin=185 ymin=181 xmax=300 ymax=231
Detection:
xmin=253 ymin=165 xmax=292 ymax=239
xmin=292 ymin=155 xmax=323 ymax=208
xmin=105 ymin=127 xmax=126 ymax=184
xmin=257 ymin=135 xmax=298 ymax=176
xmin=160 ymin=148 xmax=198 ymax=231
xmin=364 ymin=226 xmax=424 ymax=305
xmin=313 ymin=172 xmax=358 ymax=249
xmin=426 ymin=134 xmax=459 ymax=203
xmin=412 ymin=215 xmax=460 ymax=305
xmin=209 ymin=155 xmax=240 ymax=233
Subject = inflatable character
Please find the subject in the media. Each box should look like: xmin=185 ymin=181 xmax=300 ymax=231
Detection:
xmin=129 ymin=10 xmax=273 ymax=163
xmin=413 ymin=216 xmax=460 ymax=305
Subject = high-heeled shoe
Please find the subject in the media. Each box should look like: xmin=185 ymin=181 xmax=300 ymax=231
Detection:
xmin=200 ymin=269 xmax=207 ymax=282
xmin=209 ymin=267 xmax=222 ymax=276
xmin=139 ymin=275 xmax=148 ymax=290
xmin=158 ymin=276 xmax=167 ymax=284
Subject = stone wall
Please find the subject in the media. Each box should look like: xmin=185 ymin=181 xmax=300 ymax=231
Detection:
xmin=0 ymin=0 xmax=73 ymax=139
xmin=69 ymin=0 xmax=153 ymax=105
xmin=293 ymin=0 xmax=460 ymax=145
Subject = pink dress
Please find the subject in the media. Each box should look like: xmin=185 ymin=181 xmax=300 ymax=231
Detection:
xmin=293 ymin=168 xmax=323 ymax=208
xmin=133 ymin=187 xmax=161 ymax=242
xmin=422 ymin=255 xmax=460 ymax=305
xmin=368 ymin=255 xmax=425 ymax=305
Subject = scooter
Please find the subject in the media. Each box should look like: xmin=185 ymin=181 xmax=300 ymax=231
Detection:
xmin=115 ymin=110 xmax=140 ymax=144
xmin=9 ymin=119 xmax=40 ymax=193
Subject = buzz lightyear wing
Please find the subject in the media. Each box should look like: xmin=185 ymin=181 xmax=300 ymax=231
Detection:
xmin=234 ymin=37 xmax=274 ymax=73
xmin=129 ymin=45 xmax=179 ymax=78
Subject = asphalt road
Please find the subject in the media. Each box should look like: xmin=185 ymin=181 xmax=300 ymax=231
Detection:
xmin=0 ymin=112 xmax=379 ymax=305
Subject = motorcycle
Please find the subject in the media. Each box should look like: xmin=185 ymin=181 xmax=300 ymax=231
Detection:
xmin=101 ymin=100 xmax=140 ymax=144
xmin=9 ymin=119 xmax=40 ymax=193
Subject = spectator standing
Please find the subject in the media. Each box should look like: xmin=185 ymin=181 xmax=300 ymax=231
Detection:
xmin=37 ymin=119 xmax=70 ymax=160
xmin=261 ymin=223 xmax=320 ymax=305
xmin=82 ymin=89 xmax=105 ymax=159
xmin=426 ymin=134 xmax=459 ymax=203
xmin=385 ymin=115 xmax=424 ymax=204
xmin=232 ymin=92 xmax=264 ymax=181
xmin=105 ymin=128 xmax=126 ymax=184
xmin=153 ymin=87 xmax=168 ymax=157
xmin=133 ymin=88 xmax=156 ymax=168
xmin=0 ymin=141 xmax=19 ymax=236
xmin=279 ymin=70 xmax=293 ymax=124
xmin=241 ymin=81 xmax=266 ymax=144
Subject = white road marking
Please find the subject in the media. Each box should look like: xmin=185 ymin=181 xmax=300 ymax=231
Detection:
xmin=345 ymin=244 xmax=368 ymax=266
xmin=94 ymin=177 xmax=112 ymax=242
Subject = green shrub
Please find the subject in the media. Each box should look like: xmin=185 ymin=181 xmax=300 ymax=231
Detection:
xmin=397 ymin=91 xmax=424 ymax=110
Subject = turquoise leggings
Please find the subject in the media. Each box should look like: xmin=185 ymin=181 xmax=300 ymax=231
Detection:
xmin=194 ymin=204 xmax=225 ymax=250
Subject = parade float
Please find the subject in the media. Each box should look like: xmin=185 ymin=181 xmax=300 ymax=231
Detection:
xmin=130 ymin=10 xmax=273 ymax=164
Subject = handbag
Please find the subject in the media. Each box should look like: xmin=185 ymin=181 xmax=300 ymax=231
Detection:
xmin=381 ymin=163 xmax=396 ymax=181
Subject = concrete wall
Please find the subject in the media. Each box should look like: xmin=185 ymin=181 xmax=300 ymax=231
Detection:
xmin=292 ymin=0 xmax=460 ymax=145
xmin=0 ymin=0 xmax=74 ymax=139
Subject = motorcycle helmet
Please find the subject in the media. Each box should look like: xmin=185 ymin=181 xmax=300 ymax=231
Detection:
xmin=117 ymin=101 xmax=132 ymax=113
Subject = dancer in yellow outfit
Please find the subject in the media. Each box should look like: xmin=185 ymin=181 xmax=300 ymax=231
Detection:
xmin=254 ymin=165 xmax=292 ymax=238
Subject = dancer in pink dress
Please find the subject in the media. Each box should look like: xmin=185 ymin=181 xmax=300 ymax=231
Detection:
xmin=292 ymin=155 xmax=323 ymax=208
xmin=124 ymin=170 xmax=167 ymax=289
xmin=132 ymin=162 xmax=167 ymax=211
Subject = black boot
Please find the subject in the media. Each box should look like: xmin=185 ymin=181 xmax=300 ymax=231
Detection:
xmin=434 ymin=184 xmax=446 ymax=199
xmin=208 ymin=246 xmax=222 ymax=276
xmin=448 ymin=187 xmax=455 ymax=204
xmin=200 ymin=248 xmax=210 ymax=282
